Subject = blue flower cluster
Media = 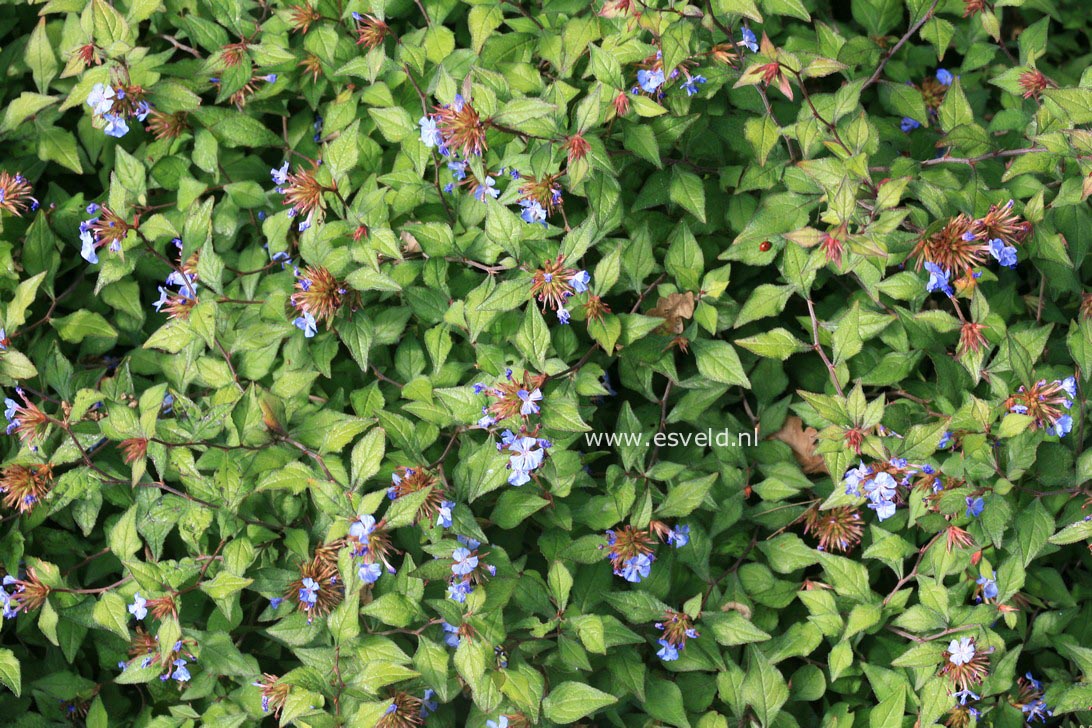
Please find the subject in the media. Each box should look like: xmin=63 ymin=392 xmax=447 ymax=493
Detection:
xmin=631 ymin=50 xmax=707 ymax=98
xmin=843 ymin=458 xmax=936 ymax=522
xmin=86 ymin=83 xmax=150 ymax=138
xmin=447 ymin=536 xmax=494 ymax=603
xmin=0 ymin=575 xmax=22 ymax=620
xmin=349 ymin=515 xmax=393 ymax=585
xmin=153 ymin=239 xmax=199 ymax=314
xmin=497 ymin=429 xmax=551 ymax=486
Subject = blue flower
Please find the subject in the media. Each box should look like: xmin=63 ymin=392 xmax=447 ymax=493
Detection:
xmin=1022 ymin=699 xmax=1052 ymax=724
xmin=103 ymin=113 xmax=129 ymax=138
xmin=80 ymin=229 xmax=98 ymax=264
xmin=293 ymin=311 xmax=317 ymax=338
xmin=457 ymin=535 xmax=481 ymax=550
xmin=128 ymin=593 xmax=147 ymax=620
xmin=864 ymin=472 xmax=897 ymax=503
xmin=420 ymin=689 xmax=437 ymax=718
xmin=447 ymin=579 xmax=473 ymax=602
xmin=441 ymin=621 xmax=461 ymax=648
xmin=656 ymin=638 xmax=680 ymax=661
xmin=87 ymin=83 xmax=115 ymax=115
xmin=939 ymin=431 xmax=952 ymax=449
xmin=359 ymin=562 xmax=382 ymax=584
xmin=1047 ymin=414 xmax=1072 ymax=438
xmin=936 ymin=68 xmax=954 ymax=86
xmin=486 ymin=717 xmax=509 ymax=728
xmin=843 ymin=462 xmax=872 ymax=497
xmin=447 ymin=160 xmax=467 ymax=180
xmin=620 ymin=553 xmax=653 ymax=583
xmin=739 ymin=27 xmax=759 ymax=53
xmin=636 ymin=68 xmax=665 ymax=94
xmin=947 ymin=637 xmax=975 ymax=666
xmin=681 ymin=75 xmax=707 ymax=96
xmin=508 ymin=436 xmax=545 ymax=472
xmin=473 ymin=176 xmax=500 ymax=202
xmin=517 ymin=387 xmax=542 ymax=415
xmin=570 ymin=270 xmax=590 ymax=293
xmin=988 ymin=238 xmax=1017 ymax=268
xmin=298 ymin=577 xmax=319 ymax=607
xmin=557 ymin=307 xmax=571 ymax=325
xmin=900 ymin=117 xmax=921 ymax=132
xmin=924 ymin=262 xmax=953 ymax=296
xmin=3 ymin=398 xmax=19 ymax=435
xmin=965 ymin=496 xmax=984 ymax=518
xmin=1060 ymin=376 xmax=1077 ymax=401
xmin=437 ymin=500 xmax=454 ymax=528
xmin=508 ymin=468 xmax=531 ymax=486
xmin=976 ymin=574 xmax=998 ymax=600
xmin=953 ymin=688 xmax=979 ymax=705
xmin=135 ymin=101 xmax=151 ymax=122
xmin=171 ymin=658 xmax=191 ymax=682
xmin=667 ymin=524 xmax=690 ymax=547
xmin=269 ymin=597 xmax=283 ymax=609
xmin=870 ymin=499 xmax=897 ymax=521
xmin=350 ymin=514 xmax=378 ymax=540
xmin=519 ymin=199 xmax=547 ymax=226
xmin=271 ymin=161 xmax=290 ymax=186
xmin=418 ymin=116 xmax=443 ymax=148
xmin=451 ymin=547 xmax=478 ymax=576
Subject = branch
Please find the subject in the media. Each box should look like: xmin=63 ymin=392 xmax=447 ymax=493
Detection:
xmin=920 ymin=147 xmax=1045 ymax=168
xmin=862 ymin=0 xmax=940 ymax=90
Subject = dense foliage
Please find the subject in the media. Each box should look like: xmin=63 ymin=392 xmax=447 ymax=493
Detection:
xmin=1 ymin=0 xmax=1092 ymax=725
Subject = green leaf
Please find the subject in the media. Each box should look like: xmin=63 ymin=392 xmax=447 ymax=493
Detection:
xmin=0 ymin=650 xmax=21 ymax=697
xmin=690 ymin=340 xmax=751 ymax=387
xmin=543 ymin=681 xmax=617 ymax=724
xmin=742 ymin=646 xmax=788 ymax=726
xmin=25 ymin=19 xmax=58 ymax=94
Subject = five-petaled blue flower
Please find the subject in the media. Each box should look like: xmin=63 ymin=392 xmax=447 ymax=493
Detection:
xmin=936 ymin=68 xmax=954 ymax=86
xmin=299 ymin=577 xmax=319 ymax=607
xmin=924 ymin=262 xmax=953 ymax=296
xmin=667 ymin=525 xmax=690 ymax=547
xmin=473 ymin=176 xmax=500 ymax=202
xmin=518 ymin=387 xmax=542 ymax=415
xmin=418 ymin=116 xmax=443 ymax=148
xmin=965 ymin=496 xmax=984 ymax=518
xmin=358 ymin=562 xmax=382 ymax=584
xmin=976 ymin=574 xmax=998 ymax=600
xmin=988 ymin=238 xmax=1018 ymax=268
xmin=1047 ymin=413 xmax=1072 ymax=438
xmin=948 ymin=637 xmax=975 ymax=666
xmin=519 ymin=198 xmax=547 ymax=226
xmin=128 ymin=593 xmax=147 ymax=620
xmin=656 ymin=638 xmax=680 ymax=661
xmin=451 ymin=547 xmax=478 ymax=576
xmin=293 ymin=311 xmax=317 ymax=338
xmin=682 ymin=75 xmax=707 ymax=96
xmin=620 ymin=553 xmax=653 ymax=583
xmin=636 ymin=69 xmax=665 ymax=94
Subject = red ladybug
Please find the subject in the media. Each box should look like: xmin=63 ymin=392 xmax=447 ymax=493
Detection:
xmin=759 ymin=241 xmax=772 ymax=252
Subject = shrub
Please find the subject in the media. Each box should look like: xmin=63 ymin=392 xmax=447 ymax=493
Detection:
xmin=0 ymin=0 xmax=1090 ymax=725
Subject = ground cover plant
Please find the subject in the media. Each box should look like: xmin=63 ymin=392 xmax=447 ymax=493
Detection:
xmin=0 ymin=0 xmax=1091 ymax=725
